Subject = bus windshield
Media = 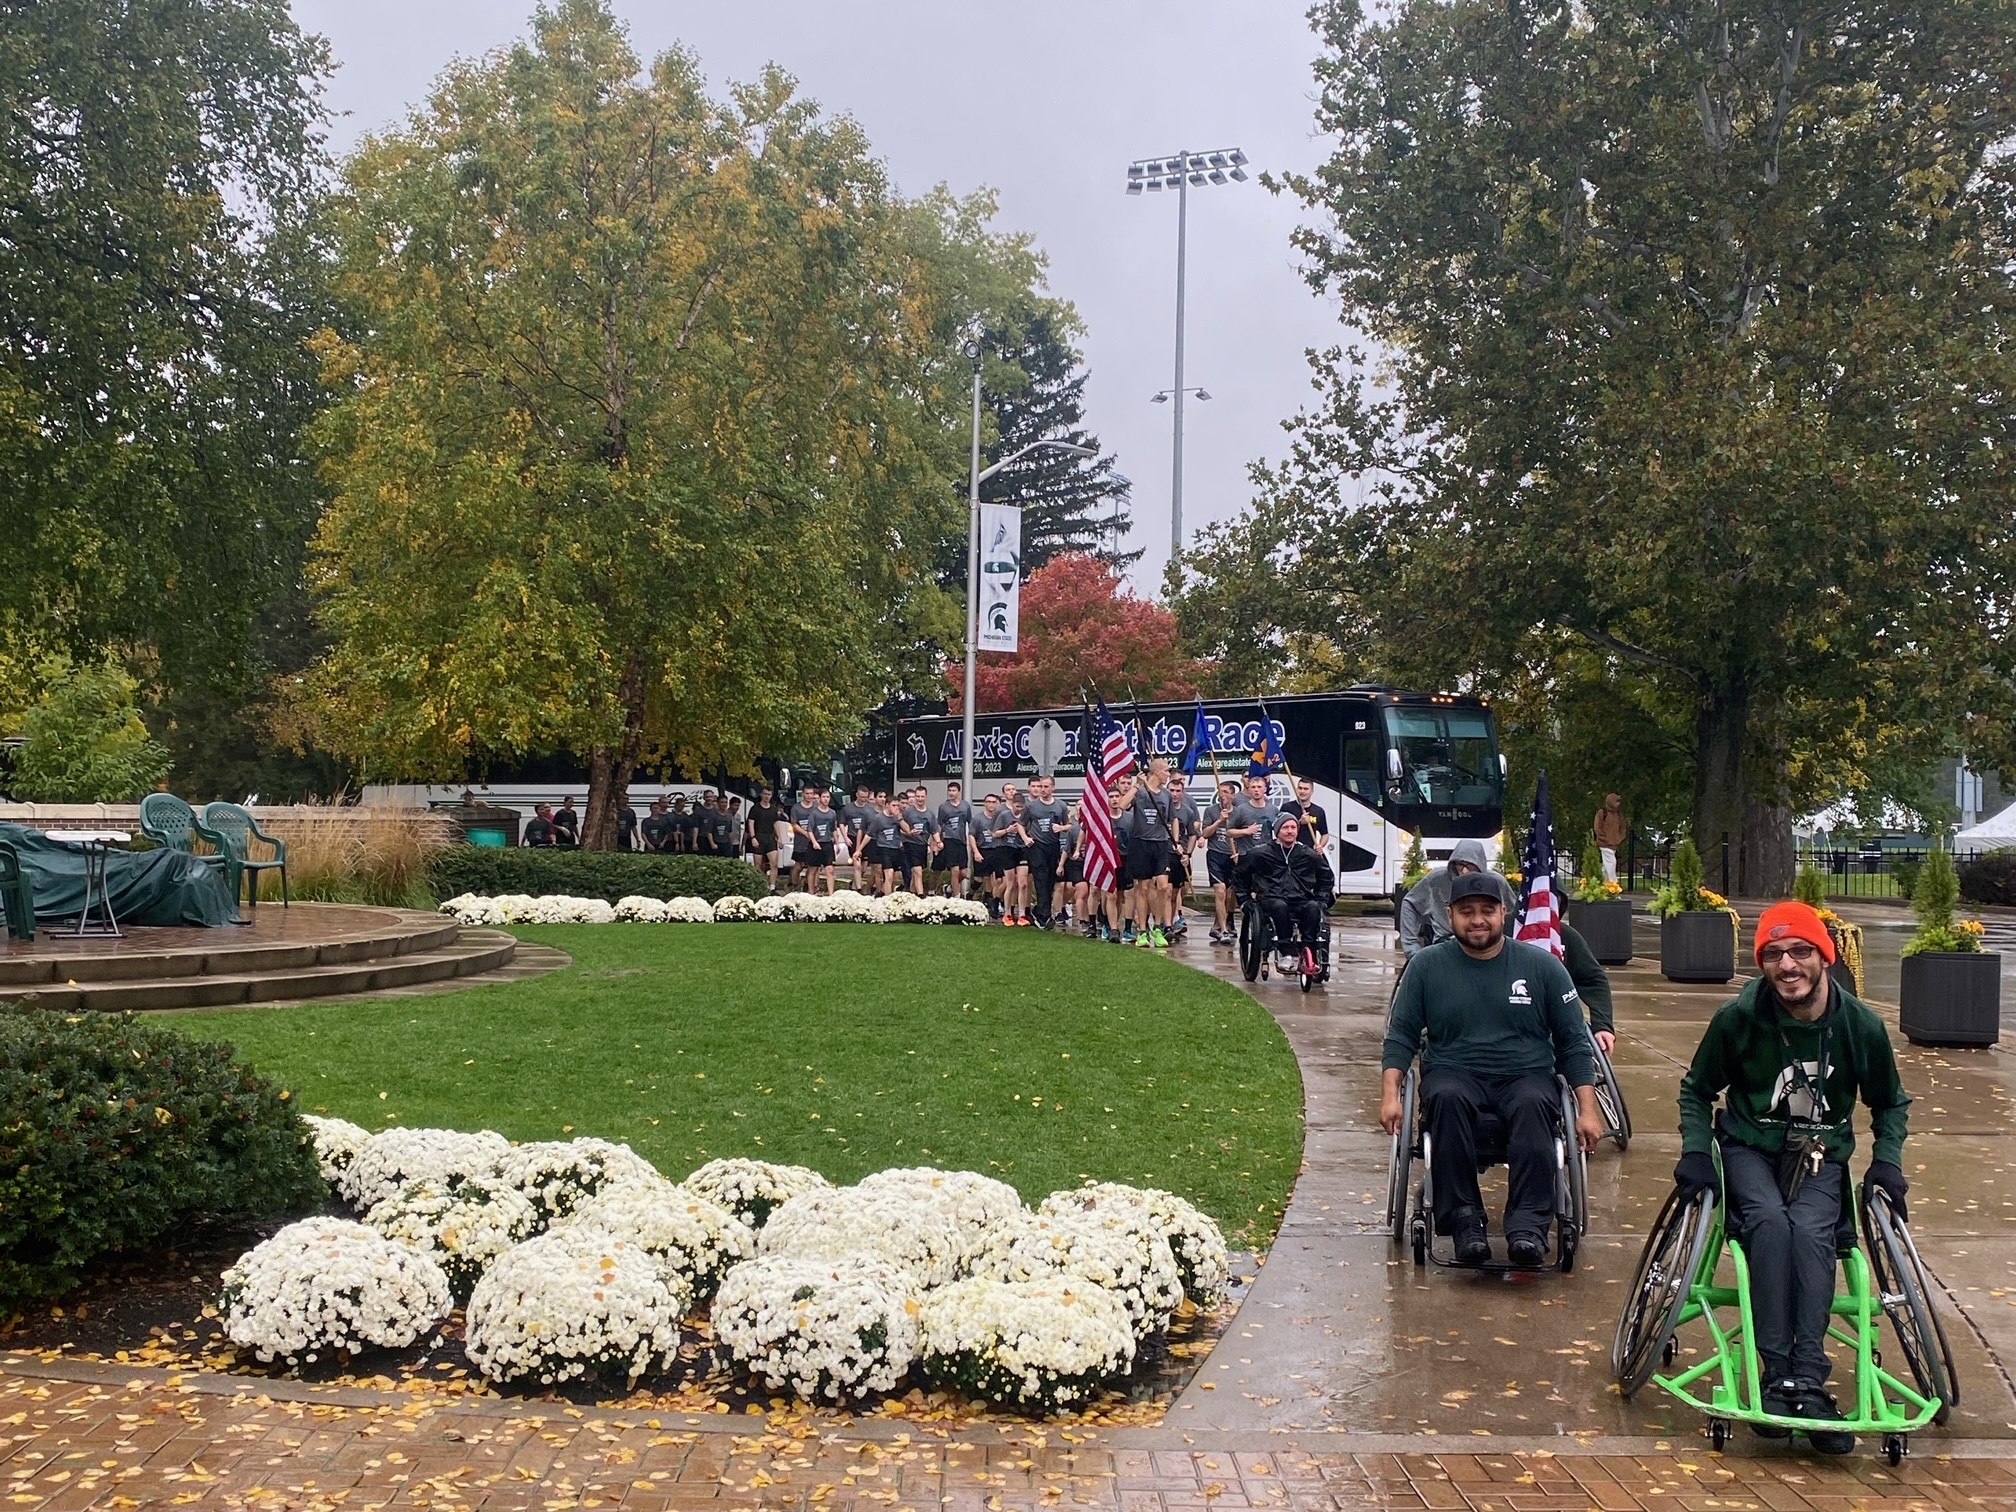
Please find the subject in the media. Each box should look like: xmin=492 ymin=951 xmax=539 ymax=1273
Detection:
xmin=1384 ymin=705 xmax=1502 ymax=810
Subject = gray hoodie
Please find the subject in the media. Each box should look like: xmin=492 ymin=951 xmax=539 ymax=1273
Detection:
xmin=1398 ymin=838 xmax=1509 ymax=956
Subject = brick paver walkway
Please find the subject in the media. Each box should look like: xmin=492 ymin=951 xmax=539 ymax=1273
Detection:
xmin=7 ymin=1363 xmax=2016 ymax=1511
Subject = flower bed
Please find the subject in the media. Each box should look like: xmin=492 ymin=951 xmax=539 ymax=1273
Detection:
xmin=440 ymin=889 xmax=988 ymax=928
xmin=218 ymin=1123 xmax=1235 ymax=1417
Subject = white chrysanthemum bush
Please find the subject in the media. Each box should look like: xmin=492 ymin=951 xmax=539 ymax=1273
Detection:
xmin=559 ymin=1177 xmax=753 ymax=1303
xmin=975 ymin=1211 xmax=1182 ymax=1341
xmin=338 ymin=1127 xmax=511 ymax=1212
xmin=759 ymin=1185 xmax=965 ymax=1289
xmin=682 ymin=1158 xmax=830 ymax=1229
xmin=492 ymin=1138 xmax=659 ymax=1225
xmin=712 ymin=1255 xmax=920 ymax=1402
xmin=464 ymin=1227 xmax=685 ymax=1388
xmin=919 ymin=1276 xmax=1137 ymax=1413
xmin=219 ymin=1218 xmax=452 ymax=1365
xmin=301 ymin=1114 xmax=371 ymax=1188
xmin=364 ymin=1179 xmax=537 ymax=1301
xmin=1039 ymin=1183 xmax=1232 ymax=1308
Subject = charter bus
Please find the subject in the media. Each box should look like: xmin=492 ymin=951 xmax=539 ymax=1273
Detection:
xmin=893 ymin=688 xmax=1504 ymax=901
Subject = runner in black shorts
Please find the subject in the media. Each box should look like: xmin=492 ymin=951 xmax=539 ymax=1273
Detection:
xmin=805 ymin=789 xmax=840 ymax=894
xmin=934 ymin=781 xmax=976 ymax=900
xmin=748 ymin=785 xmax=785 ymax=893
xmin=990 ymin=788 xmax=1032 ymax=925
xmin=1166 ymin=772 xmax=1203 ymax=937
xmin=1201 ymin=778 xmax=1239 ymax=944
xmin=1019 ymin=774 xmax=1069 ymax=929
xmin=1125 ymin=759 xmax=1176 ymax=948
xmin=866 ymin=798 xmax=908 ymax=896
xmin=900 ymin=785 xmax=933 ymax=895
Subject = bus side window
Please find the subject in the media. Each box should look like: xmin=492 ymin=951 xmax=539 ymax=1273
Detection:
xmin=1343 ymin=735 xmax=1380 ymax=799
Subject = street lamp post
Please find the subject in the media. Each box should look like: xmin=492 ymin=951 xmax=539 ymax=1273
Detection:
xmin=959 ymin=342 xmax=1095 ymax=795
xmin=1127 ymin=147 xmax=1246 ymax=563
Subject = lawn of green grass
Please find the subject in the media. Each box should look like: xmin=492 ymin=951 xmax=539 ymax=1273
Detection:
xmin=171 ymin=928 xmax=1305 ymax=1245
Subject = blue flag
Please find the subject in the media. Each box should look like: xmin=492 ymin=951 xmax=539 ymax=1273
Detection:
xmin=1182 ymin=700 xmax=1210 ymax=778
xmin=1246 ymin=719 xmax=1287 ymax=778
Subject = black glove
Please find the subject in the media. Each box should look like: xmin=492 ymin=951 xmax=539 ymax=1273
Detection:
xmin=1673 ymin=1151 xmax=1721 ymax=1203
xmin=1863 ymin=1160 xmax=1909 ymax=1221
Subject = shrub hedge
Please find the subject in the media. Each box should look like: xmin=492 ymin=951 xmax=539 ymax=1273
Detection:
xmin=1959 ymin=849 xmax=2016 ymax=907
xmin=427 ymin=846 xmax=767 ymax=905
xmin=0 ymin=1010 xmax=323 ymax=1312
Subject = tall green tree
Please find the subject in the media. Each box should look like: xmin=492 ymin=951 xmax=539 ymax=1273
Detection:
xmin=0 ymin=0 xmax=331 ymax=704
xmin=976 ymin=310 xmax=1134 ymax=577
xmin=1185 ymin=0 xmax=2016 ymax=892
xmin=305 ymin=1 xmax=1046 ymax=846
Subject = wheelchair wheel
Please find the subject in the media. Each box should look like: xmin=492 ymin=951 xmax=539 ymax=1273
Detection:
xmin=1385 ymin=1067 xmax=1418 ymax=1242
xmin=1556 ymin=1083 xmax=1588 ymax=1273
xmin=1862 ymin=1190 xmax=1959 ymax=1425
xmin=1592 ymin=1037 xmax=1631 ymax=1151
xmin=1612 ymin=1187 xmax=1715 ymax=1397
xmin=1237 ymin=901 xmax=1262 ymax=982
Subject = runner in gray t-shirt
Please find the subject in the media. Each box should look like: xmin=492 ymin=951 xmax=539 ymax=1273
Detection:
xmin=989 ymin=795 xmax=1032 ymax=925
xmin=1019 ymin=775 xmax=1070 ymax=929
xmin=900 ymin=786 xmax=935 ymax=895
xmin=1227 ymin=774 xmax=1282 ymax=865
xmin=933 ymin=781 xmax=976 ymax=899
xmin=1166 ymin=774 xmax=1205 ymax=937
xmin=1201 ymin=778 xmax=1241 ymax=944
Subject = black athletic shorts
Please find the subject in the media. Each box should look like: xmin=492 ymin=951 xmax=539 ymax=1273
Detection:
xmin=1206 ymin=851 xmax=1233 ymax=887
xmin=1063 ymin=856 xmax=1085 ymax=884
xmin=868 ymin=843 xmax=903 ymax=868
xmin=902 ymin=842 xmax=928 ymax=871
xmin=1168 ymin=850 xmax=1190 ymax=886
xmin=935 ymin=841 xmax=968 ymax=869
xmin=1127 ymin=837 xmax=1173 ymax=883
xmin=809 ymin=843 xmax=834 ymax=867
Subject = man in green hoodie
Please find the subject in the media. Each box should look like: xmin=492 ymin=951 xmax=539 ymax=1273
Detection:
xmin=1673 ymin=899 xmax=1911 ymax=1455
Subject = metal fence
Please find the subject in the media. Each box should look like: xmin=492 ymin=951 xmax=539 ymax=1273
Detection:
xmin=1586 ymin=834 xmax=1927 ymax=899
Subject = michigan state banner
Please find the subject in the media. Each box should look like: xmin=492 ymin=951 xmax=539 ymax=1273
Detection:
xmin=977 ymin=503 xmax=1022 ymax=652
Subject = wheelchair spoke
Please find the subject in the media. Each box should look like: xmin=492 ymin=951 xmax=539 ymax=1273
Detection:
xmin=1861 ymin=1192 xmax=1958 ymax=1424
xmin=1613 ymin=1187 xmax=1714 ymax=1397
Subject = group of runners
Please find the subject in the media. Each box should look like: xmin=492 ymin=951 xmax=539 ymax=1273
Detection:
xmin=704 ymin=764 xmax=1336 ymax=951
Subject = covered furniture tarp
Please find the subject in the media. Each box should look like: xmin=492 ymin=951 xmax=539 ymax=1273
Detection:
xmin=0 ymin=823 xmax=240 ymax=927
xmin=1956 ymin=801 xmax=2016 ymax=853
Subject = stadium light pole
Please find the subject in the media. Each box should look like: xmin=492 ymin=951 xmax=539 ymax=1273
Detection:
xmin=960 ymin=339 xmax=1096 ymax=793
xmin=1128 ymin=146 xmax=1246 ymax=562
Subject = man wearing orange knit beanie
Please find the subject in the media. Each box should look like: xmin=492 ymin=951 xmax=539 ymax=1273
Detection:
xmin=1670 ymin=898 xmax=1912 ymax=1454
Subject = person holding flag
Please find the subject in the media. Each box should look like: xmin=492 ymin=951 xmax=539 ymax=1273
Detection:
xmin=1513 ymin=773 xmax=1618 ymax=1052
xmin=1077 ymin=700 xmax=1133 ymax=938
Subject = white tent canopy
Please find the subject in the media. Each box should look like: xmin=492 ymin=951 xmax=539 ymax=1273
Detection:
xmin=1956 ymin=799 xmax=2016 ymax=853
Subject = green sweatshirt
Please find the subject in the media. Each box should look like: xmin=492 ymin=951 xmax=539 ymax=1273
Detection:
xmin=1382 ymin=938 xmax=1596 ymax=1087
xmin=1562 ymin=924 xmax=1612 ymax=1035
xmin=1677 ymin=975 xmax=1910 ymax=1165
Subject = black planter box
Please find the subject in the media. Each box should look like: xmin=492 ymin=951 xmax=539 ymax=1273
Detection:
xmin=1899 ymin=950 xmax=2002 ymax=1048
xmin=1661 ymin=911 xmax=1735 ymax=984
xmin=1569 ymin=898 xmax=1634 ymax=965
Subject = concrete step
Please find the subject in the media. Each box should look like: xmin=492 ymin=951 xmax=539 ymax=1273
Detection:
xmin=0 ymin=910 xmax=462 ymax=987
xmin=0 ymin=928 xmax=517 ymax=1012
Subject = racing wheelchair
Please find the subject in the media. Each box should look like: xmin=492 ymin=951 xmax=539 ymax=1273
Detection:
xmin=1236 ymin=891 xmax=1331 ymax=993
xmin=1612 ymin=1173 xmax=1957 ymax=1464
xmin=1383 ymin=1061 xmax=1589 ymax=1272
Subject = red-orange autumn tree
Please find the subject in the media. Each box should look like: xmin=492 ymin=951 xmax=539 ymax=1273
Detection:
xmin=948 ymin=553 xmax=1209 ymax=713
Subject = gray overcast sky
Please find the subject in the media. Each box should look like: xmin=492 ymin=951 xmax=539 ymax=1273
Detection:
xmin=291 ymin=0 xmax=1337 ymax=590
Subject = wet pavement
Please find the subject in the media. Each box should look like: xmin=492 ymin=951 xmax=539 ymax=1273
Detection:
xmin=1157 ymin=906 xmax=2016 ymax=1444
xmin=4 ymin=901 xmax=2016 ymax=1508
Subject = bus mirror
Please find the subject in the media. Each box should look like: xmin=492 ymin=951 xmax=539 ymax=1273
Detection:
xmin=1385 ymin=749 xmax=1402 ymax=781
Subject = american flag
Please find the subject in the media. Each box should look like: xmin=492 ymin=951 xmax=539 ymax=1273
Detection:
xmin=1078 ymin=699 xmax=1133 ymax=892
xmin=1094 ymin=697 xmax=1137 ymax=785
xmin=1515 ymin=770 xmax=1564 ymax=959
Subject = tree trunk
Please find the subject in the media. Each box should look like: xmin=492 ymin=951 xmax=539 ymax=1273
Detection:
xmin=1692 ymin=683 xmax=1796 ymax=898
xmin=581 ymin=657 xmax=648 ymax=851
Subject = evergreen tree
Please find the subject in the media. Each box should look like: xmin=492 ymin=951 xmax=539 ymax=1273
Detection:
xmin=955 ymin=309 xmax=1134 ymax=583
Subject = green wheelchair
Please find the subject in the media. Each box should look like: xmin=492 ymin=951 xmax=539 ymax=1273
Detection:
xmin=1612 ymin=1173 xmax=1957 ymax=1464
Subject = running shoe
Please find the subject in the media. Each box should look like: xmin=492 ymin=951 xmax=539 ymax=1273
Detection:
xmin=1149 ymin=928 xmax=1169 ymax=949
xmin=1121 ymin=924 xmax=1136 ymax=944
xmin=1136 ymin=930 xmax=1153 ymax=948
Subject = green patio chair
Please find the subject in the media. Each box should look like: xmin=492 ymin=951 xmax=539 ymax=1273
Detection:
xmin=139 ymin=791 xmax=240 ymax=900
xmin=0 ymin=838 xmax=34 ymax=942
xmin=201 ymin=802 xmax=289 ymax=908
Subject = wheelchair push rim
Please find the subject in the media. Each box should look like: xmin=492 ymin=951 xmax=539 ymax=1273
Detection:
xmin=1385 ymin=1064 xmax=1418 ymax=1242
xmin=1861 ymin=1189 xmax=1960 ymax=1426
xmin=1591 ymin=1036 xmax=1631 ymax=1151
xmin=1612 ymin=1186 xmax=1715 ymax=1397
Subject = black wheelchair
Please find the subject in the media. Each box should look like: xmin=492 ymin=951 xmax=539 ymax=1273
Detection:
xmin=1236 ymin=891 xmax=1331 ymax=993
xmin=1383 ymin=1062 xmax=1589 ymax=1272
xmin=1590 ymin=1031 xmax=1631 ymax=1151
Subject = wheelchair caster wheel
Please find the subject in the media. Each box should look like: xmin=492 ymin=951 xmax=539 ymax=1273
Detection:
xmin=1411 ymin=1228 xmax=1426 ymax=1267
xmin=1661 ymin=1338 xmax=1676 ymax=1368
xmin=1708 ymin=1420 xmax=1730 ymax=1451
xmin=1300 ymin=972 xmax=1316 ymax=994
xmin=1884 ymin=1435 xmax=1906 ymax=1467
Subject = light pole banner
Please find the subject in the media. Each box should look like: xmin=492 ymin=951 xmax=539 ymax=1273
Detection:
xmin=977 ymin=503 xmax=1022 ymax=652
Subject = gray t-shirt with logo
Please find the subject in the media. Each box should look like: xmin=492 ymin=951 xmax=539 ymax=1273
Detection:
xmin=1020 ymin=796 xmax=1069 ymax=844
xmin=936 ymin=799 xmax=975 ymax=846
xmin=1202 ymin=800 xmax=1236 ymax=855
xmin=1171 ymin=798 xmax=1203 ymax=847
xmin=1228 ymin=798 xmax=1281 ymax=851
xmin=988 ymin=807 xmax=1026 ymax=848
